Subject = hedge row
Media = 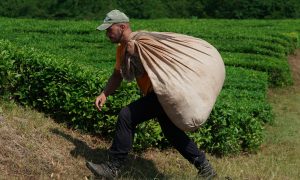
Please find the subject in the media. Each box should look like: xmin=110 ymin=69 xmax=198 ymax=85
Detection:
xmin=0 ymin=39 xmax=272 ymax=154
xmin=1 ymin=17 xmax=298 ymax=87
xmin=222 ymin=52 xmax=292 ymax=86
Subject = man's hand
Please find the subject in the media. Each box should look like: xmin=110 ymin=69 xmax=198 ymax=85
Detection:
xmin=95 ymin=92 xmax=107 ymax=111
xmin=95 ymin=69 xmax=122 ymax=112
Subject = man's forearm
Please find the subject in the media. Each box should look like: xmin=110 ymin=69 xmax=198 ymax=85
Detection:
xmin=103 ymin=70 xmax=122 ymax=96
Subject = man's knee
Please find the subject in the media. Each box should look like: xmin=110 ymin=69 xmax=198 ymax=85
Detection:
xmin=117 ymin=107 xmax=134 ymax=128
xmin=118 ymin=107 xmax=130 ymax=120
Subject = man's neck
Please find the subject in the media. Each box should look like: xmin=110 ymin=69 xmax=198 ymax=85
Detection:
xmin=120 ymin=29 xmax=132 ymax=44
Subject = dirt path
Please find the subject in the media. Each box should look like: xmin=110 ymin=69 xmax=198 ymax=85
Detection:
xmin=288 ymin=49 xmax=300 ymax=87
xmin=268 ymin=49 xmax=300 ymax=98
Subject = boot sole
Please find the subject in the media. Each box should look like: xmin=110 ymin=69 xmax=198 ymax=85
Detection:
xmin=86 ymin=161 xmax=114 ymax=180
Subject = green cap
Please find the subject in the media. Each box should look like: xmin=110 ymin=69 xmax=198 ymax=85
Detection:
xmin=97 ymin=9 xmax=129 ymax=31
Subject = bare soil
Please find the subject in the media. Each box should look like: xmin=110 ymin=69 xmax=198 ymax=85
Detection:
xmin=268 ymin=49 xmax=300 ymax=98
xmin=288 ymin=49 xmax=300 ymax=86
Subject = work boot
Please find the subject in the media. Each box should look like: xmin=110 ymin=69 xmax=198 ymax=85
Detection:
xmin=86 ymin=157 xmax=125 ymax=179
xmin=194 ymin=157 xmax=217 ymax=179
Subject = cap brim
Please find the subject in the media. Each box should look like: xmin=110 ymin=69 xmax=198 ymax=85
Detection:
xmin=96 ymin=23 xmax=112 ymax=31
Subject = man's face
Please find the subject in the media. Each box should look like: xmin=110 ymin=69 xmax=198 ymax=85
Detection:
xmin=106 ymin=24 xmax=123 ymax=43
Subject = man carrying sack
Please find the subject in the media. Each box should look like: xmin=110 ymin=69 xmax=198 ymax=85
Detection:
xmin=86 ymin=9 xmax=225 ymax=179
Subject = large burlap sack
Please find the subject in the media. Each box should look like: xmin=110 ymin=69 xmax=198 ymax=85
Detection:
xmin=126 ymin=31 xmax=225 ymax=132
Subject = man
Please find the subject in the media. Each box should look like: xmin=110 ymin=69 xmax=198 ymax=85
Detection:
xmin=86 ymin=9 xmax=225 ymax=179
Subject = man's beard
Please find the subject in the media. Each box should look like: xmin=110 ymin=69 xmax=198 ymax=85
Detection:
xmin=110 ymin=29 xmax=124 ymax=43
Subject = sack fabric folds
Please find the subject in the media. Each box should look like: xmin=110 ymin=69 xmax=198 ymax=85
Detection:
xmin=125 ymin=31 xmax=225 ymax=132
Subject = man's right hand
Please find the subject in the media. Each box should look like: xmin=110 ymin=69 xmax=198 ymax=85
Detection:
xmin=95 ymin=70 xmax=122 ymax=112
xmin=95 ymin=92 xmax=107 ymax=111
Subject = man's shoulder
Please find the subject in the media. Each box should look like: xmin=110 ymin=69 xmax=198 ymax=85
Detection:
xmin=131 ymin=31 xmax=177 ymax=42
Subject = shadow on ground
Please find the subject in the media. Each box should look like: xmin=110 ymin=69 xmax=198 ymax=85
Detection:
xmin=50 ymin=128 xmax=166 ymax=179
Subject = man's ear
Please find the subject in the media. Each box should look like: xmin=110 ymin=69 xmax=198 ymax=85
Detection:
xmin=120 ymin=24 xmax=126 ymax=30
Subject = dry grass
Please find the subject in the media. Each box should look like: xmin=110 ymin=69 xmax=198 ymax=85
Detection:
xmin=0 ymin=102 xmax=111 ymax=179
xmin=0 ymin=50 xmax=300 ymax=179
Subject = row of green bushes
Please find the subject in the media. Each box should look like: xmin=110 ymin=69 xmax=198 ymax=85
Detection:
xmin=222 ymin=52 xmax=292 ymax=86
xmin=0 ymin=39 xmax=271 ymax=155
xmin=1 ymin=18 xmax=297 ymax=87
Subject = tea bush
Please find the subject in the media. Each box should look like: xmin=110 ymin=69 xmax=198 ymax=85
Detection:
xmin=0 ymin=40 xmax=272 ymax=154
xmin=1 ymin=18 xmax=298 ymax=86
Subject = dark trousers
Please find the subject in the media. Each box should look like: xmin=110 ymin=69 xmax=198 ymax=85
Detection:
xmin=109 ymin=92 xmax=206 ymax=164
